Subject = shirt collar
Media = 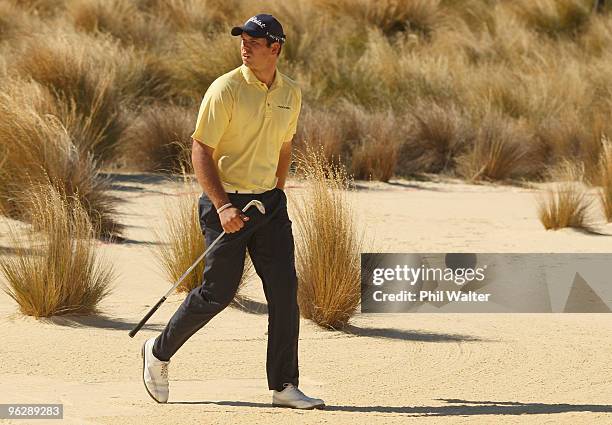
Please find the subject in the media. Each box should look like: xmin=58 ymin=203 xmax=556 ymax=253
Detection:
xmin=240 ymin=64 xmax=284 ymax=89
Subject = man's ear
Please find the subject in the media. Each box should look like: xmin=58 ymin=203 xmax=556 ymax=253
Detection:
xmin=272 ymin=42 xmax=281 ymax=56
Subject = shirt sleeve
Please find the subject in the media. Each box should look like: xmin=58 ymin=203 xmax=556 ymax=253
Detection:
xmin=191 ymin=79 xmax=233 ymax=149
xmin=283 ymin=86 xmax=302 ymax=143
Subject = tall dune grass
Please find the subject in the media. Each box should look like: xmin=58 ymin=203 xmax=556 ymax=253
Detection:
xmin=2 ymin=0 xmax=612 ymax=185
xmin=537 ymin=161 xmax=594 ymax=230
xmin=271 ymin=0 xmax=331 ymax=65
xmin=597 ymin=136 xmax=612 ymax=221
xmin=0 ymin=1 xmax=36 ymax=42
xmin=295 ymin=103 xmax=401 ymax=181
xmin=347 ymin=107 xmax=400 ymax=182
xmin=317 ymin=0 xmax=441 ymax=37
xmin=293 ymin=147 xmax=364 ymax=329
xmin=12 ymin=31 xmax=127 ymax=160
xmin=534 ymin=114 xmax=603 ymax=181
xmin=162 ymin=31 xmax=241 ymax=101
xmin=0 ymin=185 xmax=114 ymax=317
xmin=67 ymin=0 xmax=164 ymax=48
xmin=155 ymin=189 xmax=205 ymax=294
xmin=0 ymin=81 xmax=122 ymax=237
xmin=137 ymin=0 xmax=246 ymax=32
xmin=579 ymin=12 xmax=612 ymax=55
xmin=8 ymin=0 xmax=67 ymax=17
xmin=398 ymin=101 xmax=473 ymax=175
xmin=308 ymin=27 xmax=460 ymax=110
xmin=457 ymin=112 xmax=532 ymax=181
xmin=154 ymin=182 xmax=253 ymax=300
xmin=514 ymin=0 xmax=592 ymax=38
xmin=295 ymin=105 xmax=348 ymax=167
xmin=119 ymin=104 xmax=195 ymax=173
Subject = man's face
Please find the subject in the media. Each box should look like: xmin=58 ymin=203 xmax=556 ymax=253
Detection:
xmin=240 ymin=33 xmax=279 ymax=68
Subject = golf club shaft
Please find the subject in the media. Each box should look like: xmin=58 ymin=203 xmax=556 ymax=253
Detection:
xmin=129 ymin=200 xmax=263 ymax=338
xmin=162 ymin=230 xmax=226 ymax=298
xmin=128 ymin=297 xmax=166 ymax=338
xmin=128 ymin=230 xmax=225 ymax=338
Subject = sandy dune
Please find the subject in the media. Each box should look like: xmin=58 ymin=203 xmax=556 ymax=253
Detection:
xmin=1 ymin=174 xmax=611 ymax=424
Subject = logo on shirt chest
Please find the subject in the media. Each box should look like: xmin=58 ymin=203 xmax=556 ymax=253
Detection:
xmin=277 ymin=105 xmax=291 ymax=110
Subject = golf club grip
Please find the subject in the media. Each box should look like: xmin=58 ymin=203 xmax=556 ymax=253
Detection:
xmin=129 ymin=296 xmax=167 ymax=338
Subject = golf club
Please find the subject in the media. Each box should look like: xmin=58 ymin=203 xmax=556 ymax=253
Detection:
xmin=129 ymin=199 xmax=266 ymax=338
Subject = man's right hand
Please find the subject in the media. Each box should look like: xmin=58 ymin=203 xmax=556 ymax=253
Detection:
xmin=219 ymin=207 xmax=249 ymax=233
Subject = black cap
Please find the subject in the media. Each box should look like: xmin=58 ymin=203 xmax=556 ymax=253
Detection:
xmin=231 ymin=14 xmax=286 ymax=44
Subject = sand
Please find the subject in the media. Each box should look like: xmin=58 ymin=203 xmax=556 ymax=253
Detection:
xmin=1 ymin=174 xmax=611 ymax=424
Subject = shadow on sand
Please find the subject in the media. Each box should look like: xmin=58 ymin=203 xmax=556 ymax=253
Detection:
xmin=341 ymin=324 xmax=483 ymax=342
xmin=101 ymin=172 xmax=181 ymax=185
xmin=353 ymin=181 xmax=449 ymax=192
xmin=169 ymin=398 xmax=612 ymax=417
xmin=99 ymin=233 xmax=164 ymax=246
xmin=230 ymin=295 xmax=268 ymax=315
xmin=43 ymin=315 xmax=164 ymax=332
xmin=225 ymin=299 xmax=481 ymax=342
xmin=101 ymin=172 xmax=189 ymax=196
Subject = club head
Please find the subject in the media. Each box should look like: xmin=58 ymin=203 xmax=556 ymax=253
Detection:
xmin=244 ymin=200 xmax=266 ymax=214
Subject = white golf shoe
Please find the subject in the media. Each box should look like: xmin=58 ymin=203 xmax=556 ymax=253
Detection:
xmin=141 ymin=337 xmax=170 ymax=403
xmin=272 ymin=383 xmax=325 ymax=409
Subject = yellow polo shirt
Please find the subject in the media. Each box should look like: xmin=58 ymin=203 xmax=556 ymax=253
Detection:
xmin=191 ymin=64 xmax=302 ymax=193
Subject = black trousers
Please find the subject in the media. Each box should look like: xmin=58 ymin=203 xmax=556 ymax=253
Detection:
xmin=153 ymin=188 xmax=299 ymax=391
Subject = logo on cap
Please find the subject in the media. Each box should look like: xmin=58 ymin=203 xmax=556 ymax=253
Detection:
xmin=231 ymin=14 xmax=286 ymax=44
xmin=247 ymin=16 xmax=266 ymax=29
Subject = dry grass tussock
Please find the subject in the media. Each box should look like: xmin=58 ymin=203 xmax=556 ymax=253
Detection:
xmin=3 ymin=0 xmax=612 ymax=185
xmin=293 ymin=147 xmax=365 ymax=329
xmin=513 ymin=0 xmax=592 ymax=38
xmin=537 ymin=161 xmax=594 ymax=230
xmin=119 ymin=104 xmax=195 ymax=173
xmin=136 ymin=0 xmax=247 ymax=33
xmin=154 ymin=180 xmax=252 ymax=300
xmin=295 ymin=102 xmax=401 ymax=182
xmin=163 ymin=31 xmax=241 ymax=101
xmin=8 ymin=0 xmax=67 ymax=17
xmin=316 ymin=0 xmax=441 ymax=37
xmin=11 ymin=31 xmax=126 ymax=160
xmin=579 ymin=12 xmax=612 ymax=55
xmin=457 ymin=111 xmax=532 ymax=182
xmin=398 ymin=101 xmax=473 ymax=176
xmin=294 ymin=105 xmax=348 ymax=167
xmin=0 ymin=185 xmax=115 ymax=317
xmin=344 ymin=105 xmax=400 ymax=182
xmin=155 ymin=186 xmax=205 ymax=294
xmin=310 ymin=27 xmax=459 ymax=110
xmin=0 ymin=0 xmax=38 ymax=42
xmin=0 ymin=80 xmax=122 ymax=238
xmin=597 ymin=136 xmax=612 ymax=221
xmin=67 ymin=0 xmax=165 ymax=48
xmin=533 ymin=112 xmax=605 ymax=183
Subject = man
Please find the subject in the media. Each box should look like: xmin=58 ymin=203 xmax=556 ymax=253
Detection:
xmin=140 ymin=14 xmax=325 ymax=410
